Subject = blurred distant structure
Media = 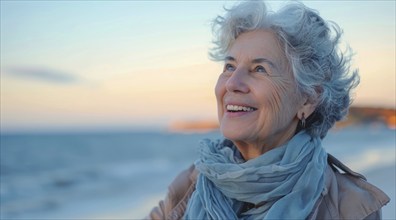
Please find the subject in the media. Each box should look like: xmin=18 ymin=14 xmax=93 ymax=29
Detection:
xmin=168 ymin=106 xmax=396 ymax=132
xmin=337 ymin=107 xmax=396 ymax=129
xmin=168 ymin=120 xmax=219 ymax=133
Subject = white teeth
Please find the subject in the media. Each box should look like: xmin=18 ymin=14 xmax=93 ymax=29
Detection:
xmin=226 ymin=105 xmax=255 ymax=112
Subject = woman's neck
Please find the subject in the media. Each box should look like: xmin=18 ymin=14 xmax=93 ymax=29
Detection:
xmin=233 ymin=121 xmax=298 ymax=160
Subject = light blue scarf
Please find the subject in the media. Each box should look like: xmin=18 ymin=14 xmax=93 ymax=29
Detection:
xmin=184 ymin=131 xmax=327 ymax=219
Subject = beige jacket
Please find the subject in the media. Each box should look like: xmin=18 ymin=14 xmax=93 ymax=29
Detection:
xmin=149 ymin=154 xmax=390 ymax=219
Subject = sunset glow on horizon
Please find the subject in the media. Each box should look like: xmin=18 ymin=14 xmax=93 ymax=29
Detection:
xmin=1 ymin=1 xmax=395 ymax=133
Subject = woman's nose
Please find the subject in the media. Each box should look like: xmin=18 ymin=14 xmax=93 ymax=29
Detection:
xmin=225 ymin=68 xmax=250 ymax=93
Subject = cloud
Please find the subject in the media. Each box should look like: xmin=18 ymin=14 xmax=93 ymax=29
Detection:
xmin=2 ymin=66 xmax=79 ymax=84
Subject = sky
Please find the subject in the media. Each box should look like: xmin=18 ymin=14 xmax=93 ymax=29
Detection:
xmin=1 ymin=0 xmax=395 ymax=133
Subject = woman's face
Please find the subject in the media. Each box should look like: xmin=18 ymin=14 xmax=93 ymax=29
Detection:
xmin=215 ymin=30 xmax=305 ymax=156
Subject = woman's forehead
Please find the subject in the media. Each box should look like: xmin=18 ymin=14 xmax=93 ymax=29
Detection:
xmin=226 ymin=30 xmax=286 ymax=66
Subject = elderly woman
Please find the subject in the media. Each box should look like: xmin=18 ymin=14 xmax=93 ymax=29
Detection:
xmin=149 ymin=1 xmax=389 ymax=219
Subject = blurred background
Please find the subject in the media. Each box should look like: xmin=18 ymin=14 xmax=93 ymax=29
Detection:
xmin=1 ymin=1 xmax=395 ymax=219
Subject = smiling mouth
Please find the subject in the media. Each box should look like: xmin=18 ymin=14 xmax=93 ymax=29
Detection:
xmin=226 ymin=104 xmax=257 ymax=112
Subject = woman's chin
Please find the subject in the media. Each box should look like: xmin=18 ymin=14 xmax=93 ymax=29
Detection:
xmin=220 ymin=123 xmax=248 ymax=142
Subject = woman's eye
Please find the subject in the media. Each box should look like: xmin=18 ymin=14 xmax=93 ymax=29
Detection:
xmin=254 ymin=65 xmax=267 ymax=73
xmin=224 ymin=63 xmax=235 ymax=72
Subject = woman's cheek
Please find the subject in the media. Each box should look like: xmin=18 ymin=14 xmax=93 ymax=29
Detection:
xmin=215 ymin=74 xmax=227 ymax=95
xmin=266 ymin=79 xmax=296 ymax=126
xmin=215 ymin=75 xmax=227 ymax=119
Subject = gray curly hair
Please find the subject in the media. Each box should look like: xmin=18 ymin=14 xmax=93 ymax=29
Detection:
xmin=210 ymin=1 xmax=359 ymax=138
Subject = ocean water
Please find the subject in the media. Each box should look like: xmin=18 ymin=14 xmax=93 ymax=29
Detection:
xmin=0 ymin=126 xmax=395 ymax=219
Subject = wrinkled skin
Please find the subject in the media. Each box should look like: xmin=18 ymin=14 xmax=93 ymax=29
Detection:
xmin=215 ymin=30 xmax=315 ymax=160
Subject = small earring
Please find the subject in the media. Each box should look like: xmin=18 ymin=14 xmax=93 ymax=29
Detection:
xmin=301 ymin=112 xmax=306 ymax=128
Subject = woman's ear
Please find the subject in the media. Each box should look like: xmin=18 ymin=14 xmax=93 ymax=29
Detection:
xmin=297 ymin=99 xmax=317 ymax=120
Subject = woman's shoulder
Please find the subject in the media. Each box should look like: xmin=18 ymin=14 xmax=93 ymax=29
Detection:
xmin=168 ymin=164 xmax=198 ymax=201
xmin=313 ymin=154 xmax=390 ymax=219
xmin=147 ymin=164 xmax=197 ymax=220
